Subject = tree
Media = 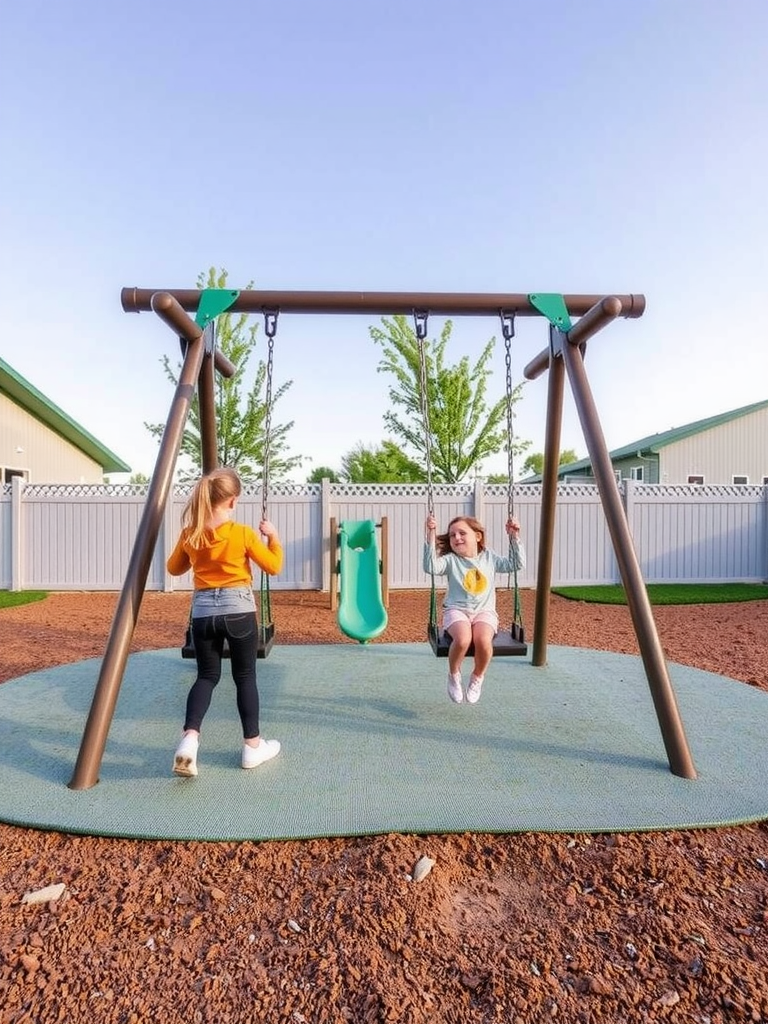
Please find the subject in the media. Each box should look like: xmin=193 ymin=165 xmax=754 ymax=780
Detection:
xmin=522 ymin=448 xmax=579 ymax=478
xmin=145 ymin=268 xmax=302 ymax=483
xmin=341 ymin=440 xmax=425 ymax=483
xmin=370 ymin=315 xmax=525 ymax=483
xmin=307 ymin=466 xmax=342 ymax=483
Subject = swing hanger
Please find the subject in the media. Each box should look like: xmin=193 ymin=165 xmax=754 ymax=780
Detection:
xmin=413 ymin=309 xmax=429 ymax=341
xmin=500 ymin=310 xmax=516 ymax=342
xmin=263 ymin=308 xmax=280 ymax=338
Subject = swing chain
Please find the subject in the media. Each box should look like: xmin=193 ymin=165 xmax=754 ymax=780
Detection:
xmin=501 ymin=311 xmax=524 ymax=633
xmin=414 ymin=310 xmax=434 ymax=515
xmin=501 ymin=311 xmax=517 ymax=521
xmin=261 ymin=309 xmax=278 ymax=521
xmin=415 ymin=309 xmax=440 ymax=638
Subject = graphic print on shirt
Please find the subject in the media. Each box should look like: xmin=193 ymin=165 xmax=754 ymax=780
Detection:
xmin=463 ymin=566 xmax=488 ymax=595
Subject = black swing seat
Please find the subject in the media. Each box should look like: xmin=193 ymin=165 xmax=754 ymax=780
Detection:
xmin=427 ymin=623 xmax=527 ymax=658
xmin=181 ymin=620 xmax=275 ymax=660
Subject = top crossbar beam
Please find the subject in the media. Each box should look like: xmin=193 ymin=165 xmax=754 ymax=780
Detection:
xmin=121 ymin=288 xmax=645 ymax=319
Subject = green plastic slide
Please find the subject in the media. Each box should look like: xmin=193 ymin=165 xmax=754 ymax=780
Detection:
xmin=336 ymin=520 xmax=388 ymax=643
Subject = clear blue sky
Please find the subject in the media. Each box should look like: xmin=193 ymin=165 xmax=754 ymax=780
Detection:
xmin=2 ymin=0 xmax=766 ymax=481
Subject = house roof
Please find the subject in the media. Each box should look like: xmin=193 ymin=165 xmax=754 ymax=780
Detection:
xmin=0 ymin=355 xmax=131 ymax=473
xmin=530 ymin=398 xmax=768 ymax=480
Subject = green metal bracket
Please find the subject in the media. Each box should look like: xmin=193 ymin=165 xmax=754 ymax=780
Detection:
xmin=194 ymin=289 xmax=240 ymax=327
xmin=528 ymin=293 xmax=573 ymax=332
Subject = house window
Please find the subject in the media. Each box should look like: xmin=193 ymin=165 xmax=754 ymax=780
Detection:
xmin=732 ymin=475 xmax=748 ymax=485
xmin=630 ymin=466 xmax=644 ymax=481
xmin=3 ymin=467 xmax=28 ymax=484
xmin=763 ymin=476 xmax=768 ymax=485
xmin=687 ymin=475 xmax=704 ymax=485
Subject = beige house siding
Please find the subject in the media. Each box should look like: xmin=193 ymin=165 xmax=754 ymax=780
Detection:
xmin=659 ymin=407 xmax=768 ymax=485
xmin=0 ymin=393 xmax=104 ymax=484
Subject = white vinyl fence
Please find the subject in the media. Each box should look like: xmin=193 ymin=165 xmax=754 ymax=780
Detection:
xmin=1 ymin=478 xmax=766 ymax=592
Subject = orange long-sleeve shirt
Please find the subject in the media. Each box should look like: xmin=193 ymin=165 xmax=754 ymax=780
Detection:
xmin=166 ymin=520 xmax=283 ymax=590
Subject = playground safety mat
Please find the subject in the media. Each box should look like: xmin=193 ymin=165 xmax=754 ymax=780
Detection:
xmin=0 ymin=644 xmax=766 ymax=841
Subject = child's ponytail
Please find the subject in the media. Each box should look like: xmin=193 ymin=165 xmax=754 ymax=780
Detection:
xmin=180 ymin=468 xmax=241 ymax=549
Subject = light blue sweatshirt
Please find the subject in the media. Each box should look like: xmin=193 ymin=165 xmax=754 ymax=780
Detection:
xmin=423 ymin=541 xmax=526 ymax=613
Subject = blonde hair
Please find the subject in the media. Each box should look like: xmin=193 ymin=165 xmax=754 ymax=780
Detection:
xmin=435 ymin=515 xmax=486 ymax=557
xmin=181 ymin=468 xmax=242 ymax=549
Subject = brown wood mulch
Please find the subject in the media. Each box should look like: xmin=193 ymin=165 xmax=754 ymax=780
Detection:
xmin=1 ymin=589 xmax=767 ymax=1023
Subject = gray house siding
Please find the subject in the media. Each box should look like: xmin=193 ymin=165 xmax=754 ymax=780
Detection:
xmin=613 ymin=453 xmax=660 ymax=484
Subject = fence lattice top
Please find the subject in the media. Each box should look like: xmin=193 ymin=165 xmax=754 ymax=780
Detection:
xmin=4 ymin=482 xmax=766 ymax=499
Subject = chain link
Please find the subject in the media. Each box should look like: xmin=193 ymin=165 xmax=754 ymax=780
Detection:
xmin=501 ymin=312 xmax=516 ymax=520
xmin=261 ymin=311 xmax=278 ymax=521
xmin=501 ymin=311 xmax=524 ymax=629
xmin=414 ymin=311 xmax=434 ymax=516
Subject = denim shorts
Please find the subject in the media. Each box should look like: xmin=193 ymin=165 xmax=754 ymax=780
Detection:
xmin=191 ymin=586 xmax=256 ymax=618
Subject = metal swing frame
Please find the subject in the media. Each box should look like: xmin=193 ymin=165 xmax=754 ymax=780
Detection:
xmin=70 ymin=286 xmax=696 ymax=791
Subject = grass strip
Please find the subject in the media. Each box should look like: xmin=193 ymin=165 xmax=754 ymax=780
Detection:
xmin=0 ymin=590 xmax=49 ymax=609
xmin=551 ymin=583 xmax=768 ymax=605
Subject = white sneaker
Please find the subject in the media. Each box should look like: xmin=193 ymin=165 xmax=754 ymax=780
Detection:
xmin=466 ymin=675 xmax=484 ymax=705
xmin=242 ymin=738 xmax=281 ymax=769
xmin=173 ymin=734 xmax=199 ymax=777
xmin=447 ymin=672 xmax=464 ymax=704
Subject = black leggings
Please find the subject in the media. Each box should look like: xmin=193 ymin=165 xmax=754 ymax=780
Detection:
xmin=184 ymin=612 xmax=260 ymax=739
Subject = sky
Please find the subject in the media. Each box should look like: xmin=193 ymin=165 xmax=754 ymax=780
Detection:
xmin=2 ymin=0 xmax=767 ymax=482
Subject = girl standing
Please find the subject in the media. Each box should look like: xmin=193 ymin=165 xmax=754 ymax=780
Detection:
xmin=167 ymin=468 xmax=283 ymax=777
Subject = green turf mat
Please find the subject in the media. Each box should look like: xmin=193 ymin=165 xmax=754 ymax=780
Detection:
xmin=0 ymin=645 xmax=766 ymax=840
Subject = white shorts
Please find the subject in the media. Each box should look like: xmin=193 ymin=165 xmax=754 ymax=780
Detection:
xmin=443 ymin=607 xmax=499 ymax=634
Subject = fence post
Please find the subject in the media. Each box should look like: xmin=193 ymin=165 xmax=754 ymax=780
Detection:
xmin=622 ymin=478 xmax=635 ymax=583
xmin=321 ymin=478 xmax=332 ymax=593
xmin=162 ymin=486 xmax=176 ymax=593
xmin=11 ymin=476 xmax=23 ymax=592
xmin=474 ymin=477 xmax=485 ymax=525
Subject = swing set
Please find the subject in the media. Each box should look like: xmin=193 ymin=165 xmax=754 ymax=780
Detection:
xmin=413 ymin=308 xmax=528 ymax=658
xmin=68 ymin=286 xmax=697 ymax=792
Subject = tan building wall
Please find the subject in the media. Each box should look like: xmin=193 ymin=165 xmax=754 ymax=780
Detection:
xmin=0 ymin=393 xmax=104 ymax=483
xmin=660 ymin=406 xmax=768 ymax=485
